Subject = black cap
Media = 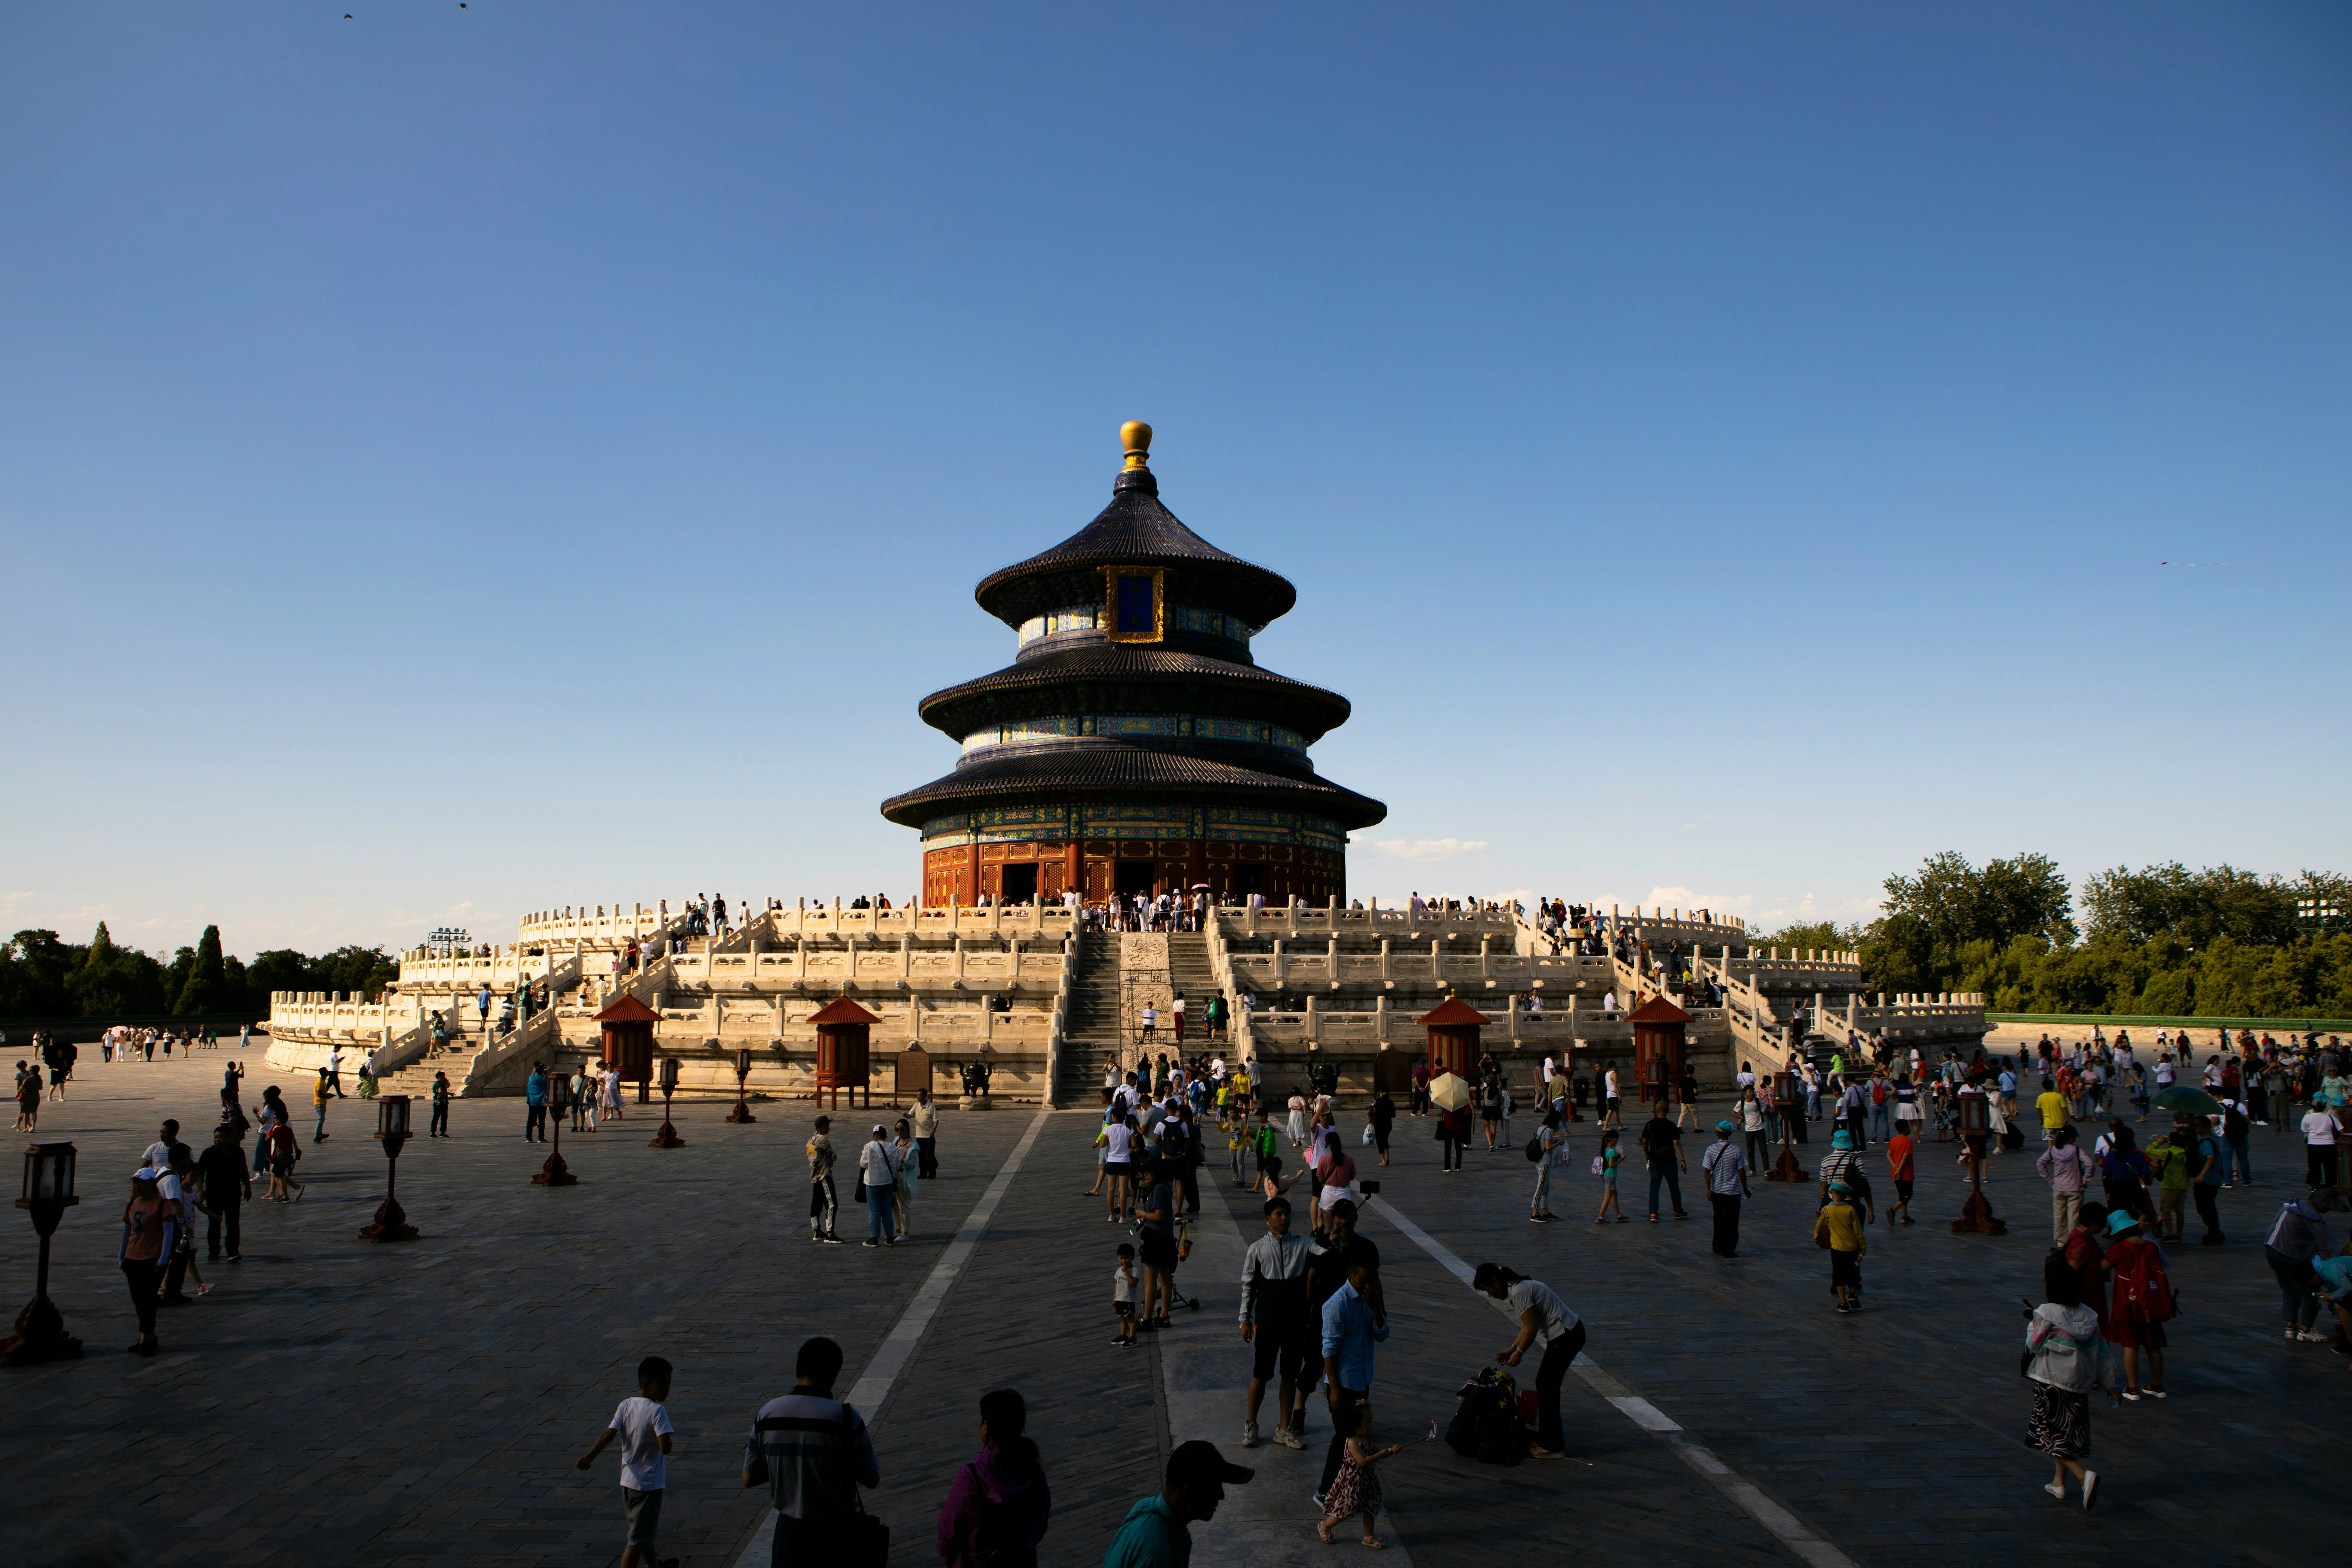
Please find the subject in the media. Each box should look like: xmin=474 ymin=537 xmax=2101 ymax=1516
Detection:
xmin=1167 ymin=1440 xmax=1253 ymax=1488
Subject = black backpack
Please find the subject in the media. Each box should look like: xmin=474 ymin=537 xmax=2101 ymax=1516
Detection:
xmin=1445 ymin=1372 xmax=1527 ymax=1466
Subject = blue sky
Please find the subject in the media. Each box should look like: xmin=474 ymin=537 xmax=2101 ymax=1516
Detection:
xmin=2 ymin=4 xmax=2345 ymax=958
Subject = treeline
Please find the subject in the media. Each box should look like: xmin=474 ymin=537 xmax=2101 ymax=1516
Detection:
xmin=0 ymin=924 xmax=400 ymax=1022
xmin=1771 ymin=854 xmax=2352 ymax=1020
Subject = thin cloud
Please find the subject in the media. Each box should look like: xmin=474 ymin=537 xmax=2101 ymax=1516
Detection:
xmin=1369 ymin=838 xmax=1490 ymax=863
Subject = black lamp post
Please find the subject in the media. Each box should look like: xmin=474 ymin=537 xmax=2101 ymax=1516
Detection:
xmin=649 ymin=1055 xmax=685 ymax=1148
xmin=359 ymin=1094 xmax=421 ymax=1241
xmin=725 ymin=1046 xmax=756 ymax=1123
xmin=1 ymin=1142 xmax=82 ymax=1365
xmin=1951 ymin=1091 xmax=2005 ymax=1234
xmin=534 ymin=1069 xmax=578 ymax=1186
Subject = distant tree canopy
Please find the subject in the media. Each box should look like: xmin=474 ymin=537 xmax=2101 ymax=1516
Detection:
xmin=1767 ymin=855 xmax=2352 ymax=1020
xmin=0 ymin=925 xmax=399 ymax=1022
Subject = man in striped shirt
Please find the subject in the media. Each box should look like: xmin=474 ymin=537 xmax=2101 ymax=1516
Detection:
xmin=742 ymin=1337 xmax=880 ymax=1565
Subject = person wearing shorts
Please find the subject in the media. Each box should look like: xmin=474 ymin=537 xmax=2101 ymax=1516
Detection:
xmin=1112 ymin=1243 xmax=1138 ymax=1346
xmin=1239 ymin=1196 xmax=1315 ymax=1447
xmin=1103 ymin=1116 xmax=1139 ymax=1222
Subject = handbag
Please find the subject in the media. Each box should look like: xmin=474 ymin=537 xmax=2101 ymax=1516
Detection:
xmin=847 ymin=1489 xmax=890 ymax=1565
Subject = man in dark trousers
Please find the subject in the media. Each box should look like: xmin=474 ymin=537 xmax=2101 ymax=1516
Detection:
xmin=1641 ymin=1104 xmax=1688 ymax=1221
xmin=1701 ymin=1119 xmax=1753 ymax=1256
xmin=196 ymin=1123 xmax=252 ymax=1262
xmin=1306 ymin=1200 xmax=1385 ymax=1501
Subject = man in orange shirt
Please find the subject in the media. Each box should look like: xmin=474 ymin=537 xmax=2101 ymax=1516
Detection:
xmin=1885 ymin=1127 xmax=1916 ymax=1225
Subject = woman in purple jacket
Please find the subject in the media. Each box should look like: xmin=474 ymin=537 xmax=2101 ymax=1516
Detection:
xmin=937 ymin=1389 xmax=1051 ymax=1568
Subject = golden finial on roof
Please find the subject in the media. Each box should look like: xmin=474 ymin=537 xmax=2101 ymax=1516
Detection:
xmin=1121 ymin=421 xmax=1153 ymax=471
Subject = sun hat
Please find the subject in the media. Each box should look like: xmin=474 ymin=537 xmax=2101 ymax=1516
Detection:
xmin=1716 ymin=1119 xmax=1735 ymax=1131
xmin=1828 ymin=1180 xmax=1851 ymax=1194
xmin=2105 ymin=1209 xmax=2142 ymax=1236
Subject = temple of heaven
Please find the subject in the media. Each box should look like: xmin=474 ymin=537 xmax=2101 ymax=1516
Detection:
xmin=882 ymin=422 xmax=1386 ymax=907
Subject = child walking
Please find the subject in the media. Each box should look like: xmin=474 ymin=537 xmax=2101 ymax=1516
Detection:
xmin=1595 ymin=1129 xmax=1626 ymax=1223
xmin=576 ymin=1355 xmax=678 ymax=1568
xmin=1815 ymin=1180 xmax=1867 ymax=1313
xmin=1112 ymin=1242 xmax=1138 ymax=1347
xmin=1317 ymin=1401 xmax=1400 ymax=1547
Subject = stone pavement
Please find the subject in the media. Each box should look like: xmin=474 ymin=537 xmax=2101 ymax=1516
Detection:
xmin=2 ymin=1053 xmax=2341 ymax=1567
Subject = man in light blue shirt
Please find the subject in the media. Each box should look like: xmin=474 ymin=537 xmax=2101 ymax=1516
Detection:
xmin=1317 ymin=1260 xmax=1388 ymax=1502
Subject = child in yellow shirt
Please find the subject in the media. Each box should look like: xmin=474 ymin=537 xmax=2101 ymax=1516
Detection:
xmin=1815 ymin=1180 xmax=1868 ymax=1313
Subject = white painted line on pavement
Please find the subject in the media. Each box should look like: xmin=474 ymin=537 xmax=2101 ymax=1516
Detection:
xmin=1363 ymin=1194 xmax=1858 ymax=1568
xmin=1607 ymin=1394 xmax=1682 ymax=1433
xmin=733 ymin=1109 xmax=1053 ymax=1568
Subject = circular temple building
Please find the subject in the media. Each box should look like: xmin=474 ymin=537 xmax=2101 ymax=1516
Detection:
xmin=882 ymin=423 xmax=1386 ymax=906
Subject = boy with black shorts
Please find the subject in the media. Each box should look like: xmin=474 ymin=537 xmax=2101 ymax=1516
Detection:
xmin=1885 ymin=1126 xmax=1916 ymax=1225
xmin=1113 ymin=1242 xmax=1138 ymax=1345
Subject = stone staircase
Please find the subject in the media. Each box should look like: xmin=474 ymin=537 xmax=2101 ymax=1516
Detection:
xmin=1054 ymin=933 xmax=1126 ymax=1104
xmin=1166 ymin=932 xmax=1226 ymax=1047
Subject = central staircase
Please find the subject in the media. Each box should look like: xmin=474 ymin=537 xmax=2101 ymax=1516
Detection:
xmin=1054 ymin=934 xmax=1126 ymax=1105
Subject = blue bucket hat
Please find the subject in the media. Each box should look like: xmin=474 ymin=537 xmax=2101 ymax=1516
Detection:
xmin=1831 ymin=1131 xmax=1853 ymax=1150
xmin=2105 ymin=1209 xmax=2142 ymax=1237
xmin=1715 ymin=1119 xmax=1735 ymax=1132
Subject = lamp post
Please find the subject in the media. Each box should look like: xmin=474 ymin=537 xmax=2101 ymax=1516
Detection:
xmin=725 ymin=1045 xmax=756 ymax=1123
xmin=358 ymin=1095 xmax=421 ymax=1241
xmin=1764 ymin=1068 xmax=1807 ymax=1182
xmin=1 ymin=1141 xmax=83 ymax=1365
xmin=534 ymin=1069 xmax=578 ymax=1186
xmin=1950 ymin=1091 xmax=2005 ymax=1234
xmin=649 ymin=1055 xmax=685 ymax=1148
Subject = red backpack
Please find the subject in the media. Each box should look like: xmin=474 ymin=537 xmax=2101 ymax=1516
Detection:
xmin=2113 ymin=1242 xmax=2177 ymax=1323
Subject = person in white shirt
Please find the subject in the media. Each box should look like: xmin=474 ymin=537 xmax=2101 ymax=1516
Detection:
xmin=1478 ymin=1263 xmax=1584 ymax=1459
xmin=2303 ymin=1097 xmax=2341 ymax=1190
xmin=858 ymin=1125 xmax=901 ymax=1246
xmin=576 ymin=1355 xmax=676 ymax=1568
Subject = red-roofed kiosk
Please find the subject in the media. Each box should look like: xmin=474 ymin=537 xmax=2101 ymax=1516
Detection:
xmin=809 ymin=995 xmax=881 ymax=1110
xmin=593 ymin=994 xmax=660 ymax=1104
xmin=1626 ymin=994 xmax=1692 ymax=1110
xmin=1416 ymin=995 xmax=1488 ymax=1080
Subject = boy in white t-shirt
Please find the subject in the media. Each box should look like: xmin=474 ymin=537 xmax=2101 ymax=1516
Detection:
xmin=577 ymin=1355 xmax=678 ymax=1568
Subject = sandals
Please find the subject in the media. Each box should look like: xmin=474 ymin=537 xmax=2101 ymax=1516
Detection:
xmin=1317 ymin=1523 xmax=1336 ymax=1545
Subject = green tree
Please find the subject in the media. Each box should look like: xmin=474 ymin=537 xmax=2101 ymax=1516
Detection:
xmin=175 ymin=925 xmax=229 ymax=1016
xmin=0 ymin=931 xmax=80 ymax=1016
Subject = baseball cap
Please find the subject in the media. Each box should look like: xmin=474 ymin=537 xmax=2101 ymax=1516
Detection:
xmin=1166 ymin=1440 xmax=1254 ymax=1489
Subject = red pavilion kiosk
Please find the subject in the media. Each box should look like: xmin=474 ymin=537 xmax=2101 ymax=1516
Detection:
xmin=594 ymin=994 xmax=660 ymax=1104
xmin=1416 ymin=995 xmax=1489 ymax=1079
xmin=1626 ymin=994 xmax=1692 ymax=1109
xmin=808 ymin=995 xmax=881 ymax=1110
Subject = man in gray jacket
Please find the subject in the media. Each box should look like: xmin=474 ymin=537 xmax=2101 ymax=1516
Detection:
xmin=1238 ymin=1196 xmax=1314 ymax=1451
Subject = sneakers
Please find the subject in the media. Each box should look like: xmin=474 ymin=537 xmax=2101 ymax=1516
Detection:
xmin=1241 ymin=1422 xmax=1260 ymax=1449
xmin=1275 ymin=1426 xmax=1306 ymax=1449
xmin=861 ymin=1239 xmax=878 ymax=1248
xmin=2043 ymin=1482 xmax=2066 ymax=1501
